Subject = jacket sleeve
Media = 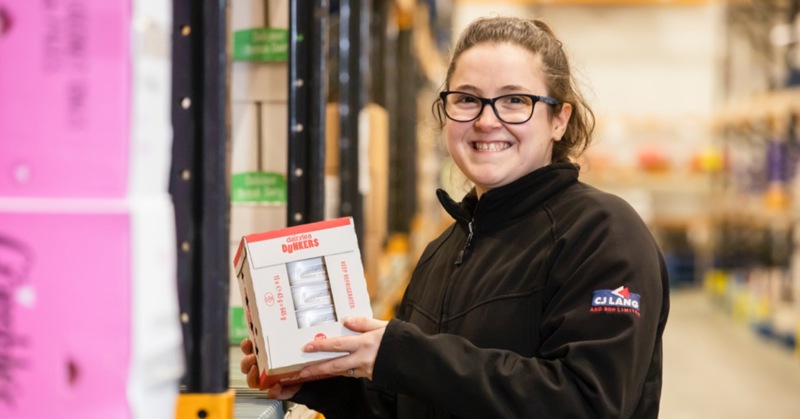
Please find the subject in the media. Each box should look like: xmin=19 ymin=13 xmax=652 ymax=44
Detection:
xmin=291 ymin=376 xmax=397 ymax=419
xmin=370 ymin=196 xmax=668 ymax=418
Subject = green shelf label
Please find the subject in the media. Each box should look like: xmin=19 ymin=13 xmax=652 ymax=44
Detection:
xmin=232 ymin=172 xmax=287 ymax=203
xmin=230 ymin=306 xmax=249 ymax=344
xmin=233 ymin=28 xmax=289 ymax=62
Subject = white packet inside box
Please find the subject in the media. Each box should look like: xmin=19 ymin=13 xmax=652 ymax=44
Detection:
xmin=233 ymin=217 xmax=373 ymax=387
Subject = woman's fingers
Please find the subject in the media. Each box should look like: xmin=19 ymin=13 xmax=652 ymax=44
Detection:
xmin=240 ymin=338 xmax=254 ymax=355
xmin=240 ymin=353 xmax=257 ymax=375
xmin=342 ymin=316 xmax=388 ymax=333
xmin=243 ymin=320 xmax=388 ymax=386
xmin=241 ymin=337 xmax=297 ymax=395
xmin=240 ymin=338 xmax=263 ymax=389
xmin=300 ymin=319 xmax=388 ymax=380
xmin=304 ymin=334 xmax=356 ymax=353
xmin=267 ymin=383 xmax=303 ymax=400
xmin=244 ymin=361 xmax=261 ymax=389
xmin=240 ymin=346 xmax=263 ymax=390
xmin=304 ymin=318 xmax=389 ymax=353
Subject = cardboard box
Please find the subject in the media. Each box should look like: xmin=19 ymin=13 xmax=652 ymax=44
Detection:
xmin=233 ymin=217 xmax=372 ymax=387
xmin=230 ymin=63 xmax=288 ymax=102
xmin=231 ymin=101 xmax=288 ymax=179
xmin=228 ymin=204 xmax=286 ymax=344
xmin=230 ymin=0 xmax=289 ymax=31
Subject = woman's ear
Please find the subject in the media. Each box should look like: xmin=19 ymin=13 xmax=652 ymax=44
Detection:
xmin=552 ymin=103 xmax=573 ymax=142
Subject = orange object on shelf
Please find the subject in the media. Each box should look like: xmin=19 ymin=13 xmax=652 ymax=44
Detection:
xmin=637 ymin=148 xmax=671 ymax=173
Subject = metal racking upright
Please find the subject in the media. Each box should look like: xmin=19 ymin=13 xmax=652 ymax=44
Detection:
xmin=337 ymin=0 xmax=367 ymax=244
xmin=388 ymin=2 xmax=419 ymax=236
xmin=171 ymin=0 xmax=234 ymax=415
xmin=288 ymin=0 xmax=328 ymax=227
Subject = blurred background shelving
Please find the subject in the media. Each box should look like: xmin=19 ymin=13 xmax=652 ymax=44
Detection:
xmin=182 ymin=0 xmax=800 ymax=416
xmin=4 ymin=0 xmax=800 ymax=418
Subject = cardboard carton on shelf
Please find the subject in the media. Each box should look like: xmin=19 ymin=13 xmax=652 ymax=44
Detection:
xmin=231 ymin=63 xmax=288 ymax=103
xmin=233 ymin=217 xmax=373 ymax=387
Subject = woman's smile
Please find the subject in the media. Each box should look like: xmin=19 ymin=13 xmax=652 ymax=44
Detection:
xmin=471 ymin=141 xmax=512 ymax=152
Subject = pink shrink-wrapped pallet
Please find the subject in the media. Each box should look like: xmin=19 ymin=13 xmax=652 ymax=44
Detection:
xmin=0 ymin=196 xmax=183 ymax=419
xmin=0 ymin=1 xmax=130 ymax=198
xmin=0 ymin=1 xmax=183 ymax=418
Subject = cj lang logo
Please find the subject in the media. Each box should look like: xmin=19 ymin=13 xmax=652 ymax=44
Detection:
xmin=590 ymin=286 xmax=641 ymax=316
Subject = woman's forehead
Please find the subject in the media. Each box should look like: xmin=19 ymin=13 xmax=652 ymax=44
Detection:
xmin=449 ymin=43 xmax=547 ymax=92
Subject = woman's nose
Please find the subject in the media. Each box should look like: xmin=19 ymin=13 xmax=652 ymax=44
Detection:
xmin=474 ymin=103 xmax=502 ymax=129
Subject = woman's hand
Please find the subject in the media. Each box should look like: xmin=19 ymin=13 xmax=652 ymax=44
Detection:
xmin=299 ymin=317 xmax=388 ymax=380
xmin=240 ymin=338 xmax=302 ymax=399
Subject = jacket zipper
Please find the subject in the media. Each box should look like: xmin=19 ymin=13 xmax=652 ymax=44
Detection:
xmin=455 ymin=220 xmax=474 ymax=265
xmin=441 ymin=219 xmax=474 ymax=332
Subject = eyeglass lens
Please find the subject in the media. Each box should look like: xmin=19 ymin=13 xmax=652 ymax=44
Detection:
xmin=444 ymin=93 xmax=534 ymax=123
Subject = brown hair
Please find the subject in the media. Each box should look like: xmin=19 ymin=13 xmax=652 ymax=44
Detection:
xmin=435 ymin=16 xmax=595 ymax=163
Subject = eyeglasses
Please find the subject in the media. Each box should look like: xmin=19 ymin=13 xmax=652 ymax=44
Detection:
xmin=439 ymin=91 xmax=560 ymax=124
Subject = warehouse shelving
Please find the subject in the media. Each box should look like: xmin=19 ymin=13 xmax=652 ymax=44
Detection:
xmin=702 ymin=0 xmax=800 ymax=357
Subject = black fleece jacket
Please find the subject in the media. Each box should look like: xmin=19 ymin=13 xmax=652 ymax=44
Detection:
xmin=294 ymin=163 xmax=670 ymax=418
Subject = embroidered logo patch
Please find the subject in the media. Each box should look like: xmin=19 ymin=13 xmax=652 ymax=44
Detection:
xmin=590 ymin=286 xmax=641 ymax=316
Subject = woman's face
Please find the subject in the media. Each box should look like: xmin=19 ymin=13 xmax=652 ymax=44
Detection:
xmin=445 ymin=42 xmax=572 ymax=197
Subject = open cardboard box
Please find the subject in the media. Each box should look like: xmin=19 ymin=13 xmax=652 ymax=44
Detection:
xmin=233 ymin=217 xmax=373 ymax=387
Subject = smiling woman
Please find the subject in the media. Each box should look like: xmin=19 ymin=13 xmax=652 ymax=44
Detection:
xmin=240 ymin=16 xmax=670 ymax=419
xmin=439 ymin=41 xmax=572 ymax=196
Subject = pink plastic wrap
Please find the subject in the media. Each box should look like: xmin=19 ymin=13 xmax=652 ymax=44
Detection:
xmin=0 ymin=208 xmax=131 ymax=419
xmin=0 ymin=1 xmax=131 ymax=198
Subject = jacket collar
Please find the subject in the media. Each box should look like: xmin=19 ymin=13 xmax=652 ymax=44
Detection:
xmin=436 ymin=163 xmax=580 ymax=232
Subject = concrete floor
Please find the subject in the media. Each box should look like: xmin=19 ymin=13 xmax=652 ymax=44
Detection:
xmin=230 ymin=288 xmax=800 ymax=418
xmin=661 ymin=288 xmax=800 ymax=419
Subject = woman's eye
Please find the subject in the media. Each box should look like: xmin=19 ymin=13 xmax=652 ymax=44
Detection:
xmin=503 ymin=95 xmax=530 ymax=105
xmin=457 ymin=95 xmax=479 ymax=104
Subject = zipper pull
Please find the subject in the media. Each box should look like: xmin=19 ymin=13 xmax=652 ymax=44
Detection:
xmin=455 ymin=221 xmax=474 ymax=265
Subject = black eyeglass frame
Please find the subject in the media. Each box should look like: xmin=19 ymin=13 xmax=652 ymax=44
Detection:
xmin=438 ymin=91 xmax=561 ymax=124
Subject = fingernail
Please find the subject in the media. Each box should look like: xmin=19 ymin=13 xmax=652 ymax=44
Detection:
xmin=300 ymin=370 xmax=310 ymax=378
xmin=344 ymin=317 xmax=353 ymax=325
xmin=304 ymin=344 xmax=314 ymax=352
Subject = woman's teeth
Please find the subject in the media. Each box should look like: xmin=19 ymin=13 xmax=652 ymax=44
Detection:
xmin=474 ymin=142 xmax=510 ymax=151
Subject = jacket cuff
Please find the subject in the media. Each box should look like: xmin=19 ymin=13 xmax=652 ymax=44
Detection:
xmin=291 ymin=376 xmax=355 ymax=416
xmin=372 ymin=317 xmax=413 ymax=392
